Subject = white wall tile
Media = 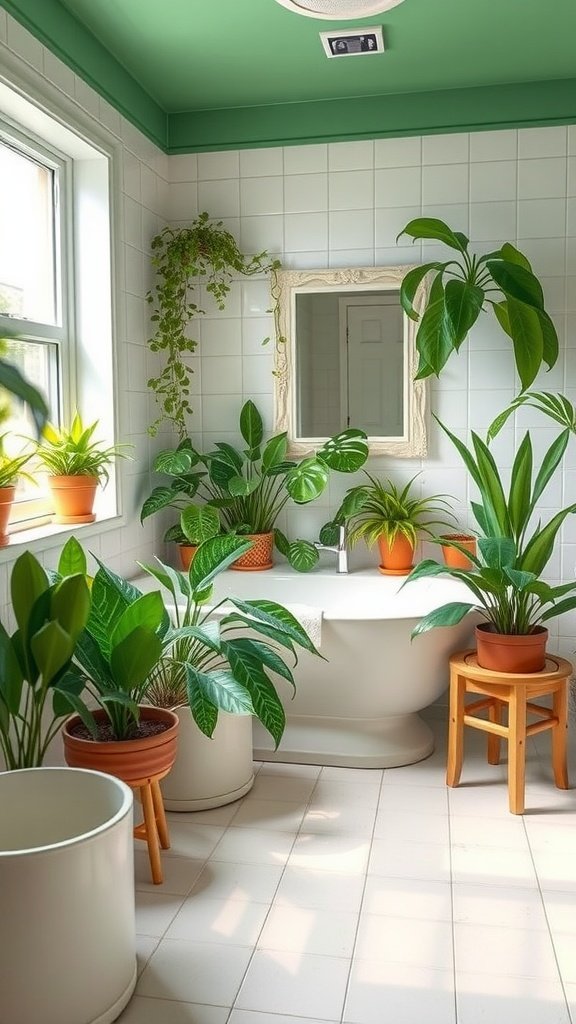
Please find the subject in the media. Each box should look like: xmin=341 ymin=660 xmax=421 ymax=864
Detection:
xmin=198 ymin=179 xmax=240 ymax=218
xmin=469 ymin=130 xmax=517 ymax=163
xmin=201 ymin=318 xmax=243 ymax=357
xmin=284 ymin=144 xmax=328 ymax=174
xmin=374 ymin=206 xmax=421 ymax=248
xmin=329 ymin=140 xmax=374 ymax=171
xmin=375 ymin=136 xmax=422 ymax=167
xmin=285 ymin=212 xmax=328 ymax=252
xmin=329 ymin=170 xmax=374 ymax=210
xmin=198 ymin=150 xmax=240 ymax=180
xmin=518 ymin=158 xmax=567 ymax=200
xmin=469 ymin=161 xmax=517 ymax=203
xmin=518 ymin=198 xmax=567 ymax=238
xmin=284 ymin=173 xmax=328 ymax=213
xmin=169 ymin=154 xmax=198 ymax=183
xmin=202 ymin=356 xmax=242 ymax=394
xmin=240 ymin=215 xmax=284 ymax=254
xmin=469 ymin=201 xmax=517 ymax=242
xmin=518 ymin=126 xmax=568 ymax=159
xmin=422 ymin=164 xmax=469 ymax=206
xmin=375 ymin=166 xmax=421 ymax=208
xmin=241 ymin=177 xmax=283 ymax=217
xmin=167 ymin=182 xmax=198 ymax=221
xmin=422 ymin=133 xmax=469 ymax=165
xmin=329 ymin=210 xmax=373 ymax=250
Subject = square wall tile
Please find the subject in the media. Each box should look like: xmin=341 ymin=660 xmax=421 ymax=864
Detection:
xmin=240 ymin=148 xmax=284 ymax=177
xmin=284 ymin=173 xmax=328 ymax=213
xmin=375 ymin=166 xmax=421 ymax=207
xmin=518 ymin=158 xmax=567 ymax=200
xmin=198 ymin=179 xmax=240 ymax=218
xmin=422 ymin=163 xmax=469 ymax=206
xmin=329 ymin=140 xmax=374 ymax=170
xmin=518 ymin=126 xmax=567 ymax=158
xmin=422 ymin=132 xmax=469 ymax=164
xmin=469 ymin=201 xmax=517 ymax=242
xmin=284 ymin=144 xmax=328 ymax=174
xmin=285 ymin=212 xmax=328 ymax=252
xmin=329 ymin=170 xmax=374 ymax=210
xmin=240 ymin=215 xmax=283 ymax=254
xmin=201 ymin=318 xmax=242 ymax=357
xmin=375 ymin=206 xmax=421 ymax=248
xmin=169 ymin=154 xmax=198 ymax=183
xmin=329 ymin=210 xmax=373 ymax=250
xmin=198 ymin=150 xmax=240 ymax=180
xmin=469 ymin=161 xmax=517 ymax=202
xmin=201 ymin=356 xmax=242 ymax=394
xmin=469 ymin=129 xmax=517 ymax=162
xmin=375 ymin=136 xmax=422 ymax=167
xmin=241 ymin=177 xmax=283 ymax=217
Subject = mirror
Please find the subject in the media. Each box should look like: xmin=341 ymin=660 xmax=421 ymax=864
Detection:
xmin=273 ymin=266 xmax=428 ymax=456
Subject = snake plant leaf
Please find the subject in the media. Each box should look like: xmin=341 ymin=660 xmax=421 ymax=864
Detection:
xmin=186 ymin=665 xmax=254 ymax=716
xmin=285 ymin=457 xmax=329 ymax=503
xmin=398 ymin=217 xmax=468 ymax=253
xmin=506 ymin=296 xmax=544 ymax=391
xmin=181 ymin=503 xmax=220 ymax=544
xmin=317 ymin=428 xmax=369 ymax=473
xmin=190 ymin=535 xmax=253 ymax=593
xmin=444 ymin=280 xmax=484 ymax=349
xmin=262 ymin=433 xmax=288 ymax=473
xmin=413 ymin=276 xmax=456 ymax=379
xmin=228 ymin=475 xmax=260 ymax=497
xmin=0 ymin=357 xmax=49 ymax=436
xmin=30 ymin=621 xmax=73 ymax=688
xmin=411 ymin=601 xmax=478 ymax=638
xmin=287 ymin=539 xmax=320 ymax=573
xmin=229 ymin=598 xmax=319 ymax=654
xmin=57 ymin=537 xmax=87 ymax=578
xmin=185 ymin=671 xmax=219 ymax=737
xmin=240 ymin=400 xmax=263 ymax=449
xmin=486 ymin=260 xmax=545 ymax=310
xmin=224 ymin=643 xmax=286 ymax=747
xmin=0 ymin=621 xmax=23 ymax=714
xmin=399 ymin=262 xmax=446 ymax=321
xmin=154 ymin=447 xmax=196 ymax=476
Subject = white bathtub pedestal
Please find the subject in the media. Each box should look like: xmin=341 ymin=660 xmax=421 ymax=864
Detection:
xmin=253 ymin=712 xmax=435 ymax=769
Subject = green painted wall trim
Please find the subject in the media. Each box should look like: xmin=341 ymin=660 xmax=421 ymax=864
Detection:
xmin=168 ymin=78 xmax=576 ymax=153
xmin=0 ymin=0 xmax=167 ymax=149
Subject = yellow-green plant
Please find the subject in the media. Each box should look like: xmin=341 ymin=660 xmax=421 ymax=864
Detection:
xmin=35 ymin=412 xmax=131 ymax=481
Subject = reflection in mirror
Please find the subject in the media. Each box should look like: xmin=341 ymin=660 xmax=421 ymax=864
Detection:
xmin=274 ymin=267 xmax=428 ymax=457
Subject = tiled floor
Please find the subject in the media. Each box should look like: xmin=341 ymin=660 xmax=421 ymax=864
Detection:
xmin=118 ymin=715 xmax=576 ymax=1024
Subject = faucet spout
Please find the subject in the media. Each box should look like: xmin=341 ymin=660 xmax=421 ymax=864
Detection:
xmin=314 ymin=524 xmax=349 ymax=574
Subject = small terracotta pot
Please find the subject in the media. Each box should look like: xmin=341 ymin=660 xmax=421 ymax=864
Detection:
xmin=378 ymin=533 xmax=415 ymax=576
xmin=231 ymin=532 xmax=274 ymax=571
xmin=441 ymin=534 xmax=477 ymax=570
xmin=476 ymin=623 xmax=548 ymax=674
xmin=62 ymin=706 xmax=179 ymax=786
xmin=179 ymin=544 xmax=198 ymax=571
xmin=0 ymin=485 xmax=15 ymax=547
xmin=48 ymin=474 xmax=98 ymax=524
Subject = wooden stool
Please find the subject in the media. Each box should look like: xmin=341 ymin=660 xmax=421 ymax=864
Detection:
xmin=447 ymin=650 xmax=572 ymax=814
xmin=131 ymin=770 xmax=171 ymax=884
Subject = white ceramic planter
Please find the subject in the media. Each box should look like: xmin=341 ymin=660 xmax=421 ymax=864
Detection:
xmin=161 ymin=707 xmax=254 ymax=811
xmin=0 ymin=768 xmax=137 ymax=1024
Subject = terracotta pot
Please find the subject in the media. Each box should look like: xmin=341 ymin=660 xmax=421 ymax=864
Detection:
xmin=0 ymin=485 xmax=15 ymax=547
xmin=378 ymin=533 xmax=415 ymax=576
xmin=178 ymin=544 xmax=197 ymax=571
xmin=476 ymin=623 xmax=548 ymax=673
xmin=62 ymin=707 xmax=179 ymax=786
xmin=231 ymin=532 xmax=274 ymax=571
xmin=441 ymin=533 xmax=477 ymax=570
xmin=48 ymin=475 xmax=98 ymax=524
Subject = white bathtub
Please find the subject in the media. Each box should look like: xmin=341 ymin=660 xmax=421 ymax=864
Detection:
xmin=134 ymin=566 xmax=477 ymax=769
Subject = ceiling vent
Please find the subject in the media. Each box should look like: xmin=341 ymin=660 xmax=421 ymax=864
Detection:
xmin=274 ymin=0 xmax=406 ymax=19
xmin=320 ymin=25 xmax=385 ymax=57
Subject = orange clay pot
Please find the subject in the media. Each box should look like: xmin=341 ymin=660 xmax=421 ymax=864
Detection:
xmin=377 ymin=533 xmax=415 ymax=576
xmin=48 ymin=474 xmax=98 ymax=524
xmin=231 ymin=532 xmax=274 ymax=571
xmin=178 ymin=544 xmax=198 ymax=571
xmin=475 ymin=623 xmax=548 ymax=674
xmin=441 ymin=534 xmax=477 ymax=570
xmin=62 ymin=706 xmax=179 ymax=787
xmin=0 ymin=485 xmax=15 ymax=547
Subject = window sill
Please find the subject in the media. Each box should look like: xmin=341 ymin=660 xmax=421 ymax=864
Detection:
xmin=0 ymin=511 xmax=125 ymax=563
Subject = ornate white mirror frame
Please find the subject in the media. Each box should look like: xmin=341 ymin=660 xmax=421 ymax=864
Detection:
xmin=273 ymin=265 xmax=428 ymax=457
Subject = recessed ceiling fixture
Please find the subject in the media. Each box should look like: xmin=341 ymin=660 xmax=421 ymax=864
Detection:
xmin=274 ymin=0 xmax=406 ymax=19
xmin=320 ymin=25 xmax=385 ymax=57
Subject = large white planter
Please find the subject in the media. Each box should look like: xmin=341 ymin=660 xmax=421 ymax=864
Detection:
xmin=0 ymin=768 xmax=137 ymax=1024
xmin=161 ymin=707 xmax=254 ymax=811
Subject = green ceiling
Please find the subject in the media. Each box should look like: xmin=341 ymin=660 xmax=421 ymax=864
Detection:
xmin=3 ymin=0 xmax=576 ymax=152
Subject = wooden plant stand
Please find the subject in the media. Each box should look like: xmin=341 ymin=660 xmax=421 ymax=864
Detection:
xmin=447 ymin=650 xmax=572 ymax=814
xmin=132 ymin=771 xmax=171 ymax=884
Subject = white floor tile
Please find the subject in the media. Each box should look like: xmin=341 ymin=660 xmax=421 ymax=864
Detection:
xmin=288 ymin=833 xmax=371 ymax=875
xmin=454 ymin=922 xmax=560 ymax=979
xmin=354 ymin=915 xmax=453 ymax=969
xmin=320 ymin=766 xmax=383 ymax=784
xmin=230 ymin=1013 xmax=335 ymax=1024
xmin=247 ymin=774 xmax=317 ymax=802
xmin=274 ymin=866 xmax=366 ymax=913
xmin=137 ymin=937 xmax=252 ymax=1004
xmin=361 ymin=876 xmax=452 ymax=921
xmin=451 ymin=844 xmax=538 ymax=888
xmin=311 ymin=779 xmax=381 ymax=806
xmin=231 ymin=799 xmax=307 ymax=832
xmin=452 ymin=884 xmax=548 ymax=930
xmin=210 ymin=827 xmax=295 ymax=866
xmin=456 ymin=973 xmax=571 ymax=1024
xmin=161 ymin=823 xmax=225 ymax=860
xmin=166 ymin=897 xmax=270 ymax=945
xmin=257 ymin=761 xmax=322 ymax=779
xmin=135 ymin=936 xmax=159 ymax=978
xmin=134 ymin=851 xmax=205 ymax=895
xmin=167 ymin=804 xmax=241 ymax=826
xmin=190 ymin=860 xmax=283 ymax=903
xmin=235 ymin=949 xmax=349 ymax=1020
xmin=258 ymin=904 xmax=359 ymax=958
xmin=542 ymin=889 xmax=576 ymax=933
xmin=550 ymin=930 xmax=576 ymax=983
xmin=344 ymin=962 xmax=456 ymax=1024
xmin=135 ymin=891 xmax=186 ymax=937
xmin=450 ymin=813 xmax=529 ymax=849
xmin=118 ymin=997 xmax=230 ymax=1023
xmin=368 ymin=838 xmax=451 ymax=882
xmin=301 ymin=802 xmax=377 ymax=835
xmin=378 ymin=784 xmax=449 ymax=816
xmin=373 ymin=809 xmax=450 ymax=844
xmin=530 ymin=850 xmax=576 ymax=891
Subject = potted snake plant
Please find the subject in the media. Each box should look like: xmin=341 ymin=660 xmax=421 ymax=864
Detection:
xmin=141 ymin=399 xmax=369 ymax=571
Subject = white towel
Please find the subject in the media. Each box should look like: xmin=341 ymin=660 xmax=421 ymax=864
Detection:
xmin=285 ymin=602 xmax=323 ymax=650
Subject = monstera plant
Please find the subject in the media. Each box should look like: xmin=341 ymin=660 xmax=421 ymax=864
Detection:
xmin=397 ymin=218 xmax=558 ymax=391
xmin=141 ymin=400 xmax=369 ymax=571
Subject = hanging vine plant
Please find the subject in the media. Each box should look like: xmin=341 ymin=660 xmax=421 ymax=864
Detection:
xmin=147 ymin=211 xmax=282 ymax=440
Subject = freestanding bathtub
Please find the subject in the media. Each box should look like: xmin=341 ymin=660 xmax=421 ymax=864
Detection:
xmin=186 ymin=566 xmax=478 ymax=769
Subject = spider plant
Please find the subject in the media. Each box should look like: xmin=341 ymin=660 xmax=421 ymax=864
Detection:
xmin=36 ymin=412 xmax=131 ymax=481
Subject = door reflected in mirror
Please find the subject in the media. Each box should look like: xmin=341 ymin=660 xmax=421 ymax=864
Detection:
xmin=274 ymin=266 xmax=428 ymax=457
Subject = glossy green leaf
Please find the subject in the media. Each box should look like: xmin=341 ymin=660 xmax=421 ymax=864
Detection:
xmin=154 ymin=447 xmax=195 ymax=476
xmin=240 ymin=400 xmax=263 ymax=449
xmin=537 ymin=308 xmax=559 ymax=369
xmin=478 ymin=536 xmax=516 ymax=569
xmin=287 ymin=540 xmax=319 ymax=573
xmin=140 ymin=486 xmax=179 ymax=522
xmin=499 ymin=242 xmax=532 ymax=272
xmin=181 ymin=503 xmax=220 ymax=544
xmin=185 ymin=676 xmax=218 ymax=738
xmin=51 ymin=574 xmax=91 ymax=642
xmin=262 ymin=433 xmax=288 ymax=473
xmin=520 ymin=505 xmax=576 ymax=575
xmin=285 ymin=457 xmax=329 ymax=504
xmin=273 ymin=528 xmax=290 ymax=557
xmin=508 ymin=433 xmax=532 ymax=540
xmin=397 ymin=217 xmax=467 ymax=252
xmin=57 ymin=537 xmax=87 ymax=578
xmin=111 ymin=592 xmax=165 ymax=650
xmin=444 ymin=280 xmax=484 ymax=348
xmin=531 ymin=429 xmax=569 ymax=509
xmin=317 ymin=428 xmax=369 ymax=473
xmin=186 ymin=665 xmax=254 ymax=716
xmin=411 ymin=602 xmax=477 ymax=638
xmin=487 ymin=259 xmax=544 ymax=310
xmin=0 ymin=621 xmax=23 ymax=713
xmin=319 ymin=520 xmax=341 ymax=545
xmin=109 ymin=626 xmax=162 ymax=690
xmin=30 ymin=621 xmax=73 ymax=687
xmin=229 ymin=598 xmax=319 ymax=654
xmin=226 ymin=637 xmax=295 ymax=688
xmin=506 ymin=296 xmax=544 ymax=391
xmin=224 ymin=645 xmax=285 ymax=748
xmin=11 ymin=552 xmax=48 ymax=644
xmin=190 ymin=534 xmax=252 ymax=592
xmin=414 ymin=276 xmax=456 ymax=379
xmin=228 ymin=475 xmax=260 ymax=497
xmin=399 ymin=263 xmax=445 ymax=321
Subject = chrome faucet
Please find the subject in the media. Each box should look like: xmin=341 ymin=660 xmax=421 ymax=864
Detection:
xmin=314 ymin=524 xmax=348 ymax=574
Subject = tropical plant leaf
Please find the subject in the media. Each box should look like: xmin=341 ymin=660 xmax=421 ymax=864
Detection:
xmin=225 ymin=637 xmax=295 ymax=688
xmin=477 ymin=536 xmax=516 ymax=568
xmin=411 ymin=602 xmax=477 ymax=637
xmin=30 ymin=621 xmax=73 ymax=688
xmin=185 ymin=675 xmax=219 ymax=737
xmin=57 ymin=537 xmax=87 ymax=578
xmin=413 ymin=275 xmax=456 ymax=379
xmin=224 ymin=645 xmax=285 ymax=748
xmin=397 ymin=217 xmax=467 ymax=252
xmin=262 ymin=433 xmax=288 ymax=473
xmin=285 ymin=457 xmax=329 ymax=504
xmin=273 ymin=528 xmax=290 ymax=557
xmin=317 ymin=428 xmax=369 ymax=473
xmin=499 ymin=242 xmax=532 ymax=272
xmin=154 ymin=447 xmax=196 ymax=476
xmin=229 ymin=598 xmax=319 ymax=654
xmin=444 ymin=280 xmax=484 ymax=348
xmin=0 ymin=621 xmax=23 ymax=714
xmin=240 ymin=400 xmax=263 ymax=449
xmin=51 ymin=574 xmax=91 ymax=642
xmin=399 ymin=262 xmax=445 ymax=321
xmin=109 ymin=627 xmax=162 ymax=690
xmin=506 ymin=296 xmax=544 ymax=391
xmin=508 ymin=433 xmax=532 ymax=540
xmin=487 ymin=259 xmax=545 ymax=310
xmin=140 ymin=486 xmax=179 ymax=522
xmin=287 ymin=540 xmax=319 ymax=573
xmin=186 ymin=665 xmax=254 ymax=716
xmin=319 ymin=520 xmax=342 ymax=545
xmin=111 ymin=592 xmax=165 ymax=650
xmin=181 ymin=503 xmax=220 ymax=544
xmin=190 ymin=535 xmax=252 ymax=592
xmin=228 ymin=475 xmax=260 ymax=497
xmin=537 ymin=309 xmax=559 ymax=369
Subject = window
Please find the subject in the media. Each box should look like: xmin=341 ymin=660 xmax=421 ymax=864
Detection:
xmin=0 ymin=121 xmax=69 ymax=528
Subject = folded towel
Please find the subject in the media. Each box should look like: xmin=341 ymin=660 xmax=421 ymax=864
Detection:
xmin=284 ymin=602 xmax=323 ymax=650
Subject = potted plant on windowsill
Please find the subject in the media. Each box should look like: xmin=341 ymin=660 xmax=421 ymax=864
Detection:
xmin=35 ymin=412 xmax=131 ymax=524
xmin=403 ymin=418 xmax=576 ymax=672
xmin=0 ymin=436 xmax=35 ymax=547
xmin=141 ymin=400 xmax=369 ymax=572
xmin=325 ymin=472 xmax=455 ymax=575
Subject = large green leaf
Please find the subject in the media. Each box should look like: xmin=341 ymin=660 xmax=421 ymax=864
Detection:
xmin=414 ymin=276 xmax=456 ymax=379
xmin=190 ymin=534 xmax=252 ymax=592
xmin=444 ymin=280 xmax=484 ymax=348
xmin=11 ymin=552 xmax=48 ymax=644
xmin=57 ymin=537 xmax=87 ymax=578
xmin=139 ymin=557 xmax=190 ymax=605
xmin=541 ymin=596 xmax=576 ymax=622
xmin=398 ymin=217 xmax=468 ymax=253
xmin=51 ymin=574 xmax=91 ymax=642
xmin=399 ymin=263 xmax=445 ymax=321
xmin=240 ymin=400 xmax=263 ymax=449
xmin=506 ymin=296 xmax=544 ymax=391
xmin=207 ymin=453 xmax=238 ymax=489
xmin=411 ymin=602 xmax=477 ymax=638
xmin=225 ymin=637 xmax=295 ymax=688
xmin=181 ymin=503 xmax=220 ymax=544
xmin=186 ymin=665 xmax=254 ymax=715
xmin=273 ymin=528 xmax=290 ymax=557
xmin=471 ymin=432 xmax=510 ymax=535
xmin=228 ymin=475 xmax=260 ymax=497
xmin=317 ymin=428 xmax=369 ymax=473
xmin=214 ymin=442 xmax=243 ymax=472
xmin=154 ymin=447 xmax=196 ymax=476
xmin=111 ymin=591 xmax=165 ymax=650
xmin=487 ymin=259 xmax=545 ymax=310
xmin=499 ymin=242 xmax=532 ymax=272
xmin=285 ymin=457 xmax=329 ymax=503
xmin=109 ymin=626 xmax=162 ymax=690
xmin=262 ymin=433 xmax=288 ymax=473
xmin=185 ymin=676 xmax=218 ymax=737
xmin=520 ymin=505 xmax=576 ymax=575
xmin=287 ymin=539 xmax=319 ymax=573
xmin=229 ymin=598 xmax=319 ymax=654
xmin=508 ymin=433 xmax=532 ymax=540
xmin=0 ymin=356 xmax=49 ymax=436
xmin=219 ymin=612 xmax=296 ymax=657
xmin=73 ymin=628 xmax=112 ymax=690
xmin=537 ymin=309 xmax=559 ymax=369
xmin=140 ymin=486 xmax=178 ymax=522
xmin=531 ymin=429 xmax=569 ymax=510
xmin=30 ymin=621 xmax=73 ymax=687
xmin=319 ymin=520 xmax=342 ymax=545
xmin=478 ymin=536 xmax=516 ymax=569
xmin=0 ymin=621 xmax=23 ymax=714
xmin=225 ymin=645 xmax=285 ymax=748
xmin=88 ymin=564 xmax=144 ymax=660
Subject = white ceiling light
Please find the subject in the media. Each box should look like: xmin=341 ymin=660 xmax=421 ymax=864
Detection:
xmin=274 ymin=0 xmax=407 ymax=19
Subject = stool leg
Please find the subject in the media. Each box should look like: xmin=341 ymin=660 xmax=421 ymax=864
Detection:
xmin=552 ymin=681 xmax=569 ymax=790
xmin=487 ymin=698 xmax=502 ymax=765
xmin=447 ymin=670 xmax=466 ymax=788
xmin=151 ymin=778 xmax=171 ymax=850
xmin=141 ymin=782 xmax=163 ymax=885
xmin=508 ymin=685 xmax=527 ymax=815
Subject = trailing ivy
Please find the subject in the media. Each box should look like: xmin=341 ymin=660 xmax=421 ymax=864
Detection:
xmin=147 ymin=211 xmax=280 ymax=440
